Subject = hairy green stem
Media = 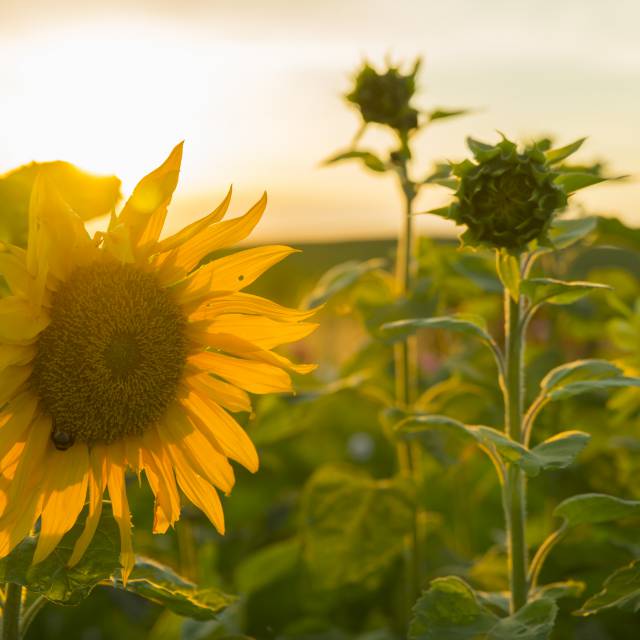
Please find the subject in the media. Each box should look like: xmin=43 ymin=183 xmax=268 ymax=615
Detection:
xmin=2 ymin=583 xmax=23 ymax=640
xmin=19 ymin=597 xmax=46 ymax=638
xmin=504 ymin=289 xmax=529 ymax=612
xmin=393 ymin=159 xmax=422 ymax=616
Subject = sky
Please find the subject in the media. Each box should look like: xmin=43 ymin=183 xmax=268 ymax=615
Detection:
xmin=1 ymin=0 xmax=639 ymax=242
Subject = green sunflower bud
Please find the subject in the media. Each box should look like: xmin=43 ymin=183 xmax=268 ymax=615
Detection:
xmin=447 ymin=136 xmax=568 ymax=253
xmin=346 ymin=60 xmax=420 ymax=133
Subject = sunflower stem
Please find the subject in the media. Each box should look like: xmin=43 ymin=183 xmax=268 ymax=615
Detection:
xmin=503 ymin=279 xmax=529 ymax=612
xmin=2 ymin=583 xmax=23 ymax=640
xmin=393 ymin=151 xmax=422 ymax=622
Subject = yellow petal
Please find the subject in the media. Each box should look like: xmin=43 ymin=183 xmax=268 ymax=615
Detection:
xmin=0 ymin=249 xmax=28 ymax=296
xmin=106 ymin=443 xmax=135 ymax=585
xmin=0 ymin=297 xmax=49 ymax=344
xmin=175 ymin=245 xmax=298 ymax=305
xmin=180 ymin=387 xmax=258 ymax=473
xmin=117 ymin=142 xmax=183 ymax=258
xmin=33 ymin=443 xmax=89 ymax=564
xmin=187 ymin=350 xmax=292 ymax=394
xmin=68 ymin=446 xmax=107 ymax=567
xmin=190 ymin=315 xmax=318 ymax=350
xmin=159 ymin=403 xmax=235 ymax=493
xmin=188 ymin=291 xmax=317 ymax=323
xmin=184 ymin=369 xmax=251 ymax=413
xmin=0 ymin=390 xmax=38 ymax=460
xmin=141 ymin=429 xmax=181 ymax=532
xmin=27 ymin=174 xmax=96 ymax=282
xmin=168 ymin=443 xmax=225 ymax=534
xmin=0 ymin=343 xmax=36 ymax=372
xmin=153 ymin=186 xmax=232 ymax=254
xmin=0 ymin=364 xmax=32 ymax=407
xmin=155 ymin=192 xmax=267 ymax=285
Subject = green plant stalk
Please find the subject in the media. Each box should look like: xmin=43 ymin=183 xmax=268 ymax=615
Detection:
xmin=503 ymin=288 xmax=529 ymax=612
xmin=393 ymin=156 xmax=422 ymax=612
xmin=2 ymin=583 xmax=23 ymax=640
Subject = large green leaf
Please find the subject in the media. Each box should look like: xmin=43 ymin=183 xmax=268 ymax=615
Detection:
xmin=521 ymin=278 xmax=610 ymax=307
xmin=409 ymin=576 xmax=557 ymax=640
xmin=116 ymin=558 xmax=236 ymax=620
xmin=0 ymin=505 xmax=120 ymax=605
xmin=539 ymin=359 xmax=640 ymax=401
xmin=382 ymin=315 xmax=496 ymax=349
xmin=546 ymin=217 xmax=597 ymax=250
xmin=302 ymin=258 xmax=387 ymax=308
xmin=397 ymin=415 xmax=584 ymax=477
xmin=234 ymin=539 xmax=301 ymax=595
xmin=529 ymin=431 xmax=591 ymax=470
xmin=554 ymin=493 xmax=640 ymax=527
xmin=300 ymin=465 xmax=414 ymax=589
xmin=576 ymin=560 xmax=640 ymax=616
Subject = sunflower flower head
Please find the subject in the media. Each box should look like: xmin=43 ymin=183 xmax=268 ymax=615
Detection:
xmin=440 ymin=136 xmax=568 ymax=253
xmin=346 ymin=59 xmax=420 ymax=133
xmin=0 ymin=143 xmax=317 ymax=583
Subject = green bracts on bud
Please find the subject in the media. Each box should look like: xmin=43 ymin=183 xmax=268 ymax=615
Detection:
xmin=346 ymin=60 xmax=420 ymax=133
xmin=440 ymin=136 xmax=572 ymax=253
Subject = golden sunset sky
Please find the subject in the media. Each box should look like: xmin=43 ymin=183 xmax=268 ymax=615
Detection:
xmin=1 ymin=0 xmax=639 ymax=241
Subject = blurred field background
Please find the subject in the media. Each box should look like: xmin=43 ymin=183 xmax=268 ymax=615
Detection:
xmin=2 ymin=1 xmax=640 ymax=639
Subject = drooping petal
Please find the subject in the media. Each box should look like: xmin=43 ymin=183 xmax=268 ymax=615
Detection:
xmin=168 ymin=443 xmax=225 ymax=534
xmin=179 ymin=386 xmax=258 ymax=473
xmin=175 ymin=245 xmax=299 ymax=305
xmin=68 ymin=445 xmax=107 ymax=567
xmin=158 ymin=403 xmax=235 ymax=493
xmin=0 ymin=416 xmax=50 ymax=557
xmin=184 ymin=369 xmax=251 ymax=413
xmin=0 ymin=364 xmax=32 ymax=407
xmin=141 ymin=428 xmax=181 ymax=533
xmin=155 ymin=192 xmax=267 ymax=285
xmin=117 ymin=143 xmax=183 ymax=258
xmin=33 ymin=443 xmax=90 ymax=564
xmin=0 ymin=390 xmax=39 ymax=460
xmin=187 ymin=350 xmax=292 ymax=394
xmin=189 ymin=314 xmax=318 ymax=350
xmin=106 ymin=443 xmax=134 ymax=585
xmin=153 ymin=186 xmax=232 ymax=255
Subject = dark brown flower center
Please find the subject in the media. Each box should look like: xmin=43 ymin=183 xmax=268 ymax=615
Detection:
xmin=31 ymin=261 xmax=188 ymax=444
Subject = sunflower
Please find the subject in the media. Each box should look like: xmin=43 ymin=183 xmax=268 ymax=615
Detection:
xmin=0 ymin=143 xmax=317 ymax=583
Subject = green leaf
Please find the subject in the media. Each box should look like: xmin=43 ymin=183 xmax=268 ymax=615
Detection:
xmin=0 ymin=504 xmax=120 ymax=605
xmin=496 ymin=251 xmax=521 ymax=301
xmin=409 ymin=576 xmax=557 ymax=640
xmin=555 ymin=172 xmax=607 ymax=194
xmin=535 ymin=580 xmax=585 ymax=602
xmin=554 ymin=493 xmax=640 ymax=527
xmin=381 ymin=315 xmax=493 ymax=346
xmin=521 ymin=278 xmax=611 ymax=307
xmin=301 ymin=465 xmax=414 ymax=589
xmin=539 ymin=359 xmax=640 ymax=401
xmin=546 ymin=217 xmax=597 ymax=250
xmin=576 ymin=560 xmax=640 ymax=616
xmin=544 ymin=138 xmax=586 ymax=165
xmin=396 ymin=415 xmax=539 ymax=476
xmin=116 ymin=558 xmax=235 ymax=620
xmin=323 ymin=149 xmax=387 ymax=172
xmin=489 ymin=598 xmax=557 ymax=639
xmin=422 ymin=163 xmax=457 ymax=189
xmin=427 ymin=108 xmax=471 ymax=123
xmin=234 ymin=539 xmax=301 ymax=595
xmin=529 ymin=431 xmax=591 ymax=470
xmin=302 ymin=258 xmax=387 ymax=308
